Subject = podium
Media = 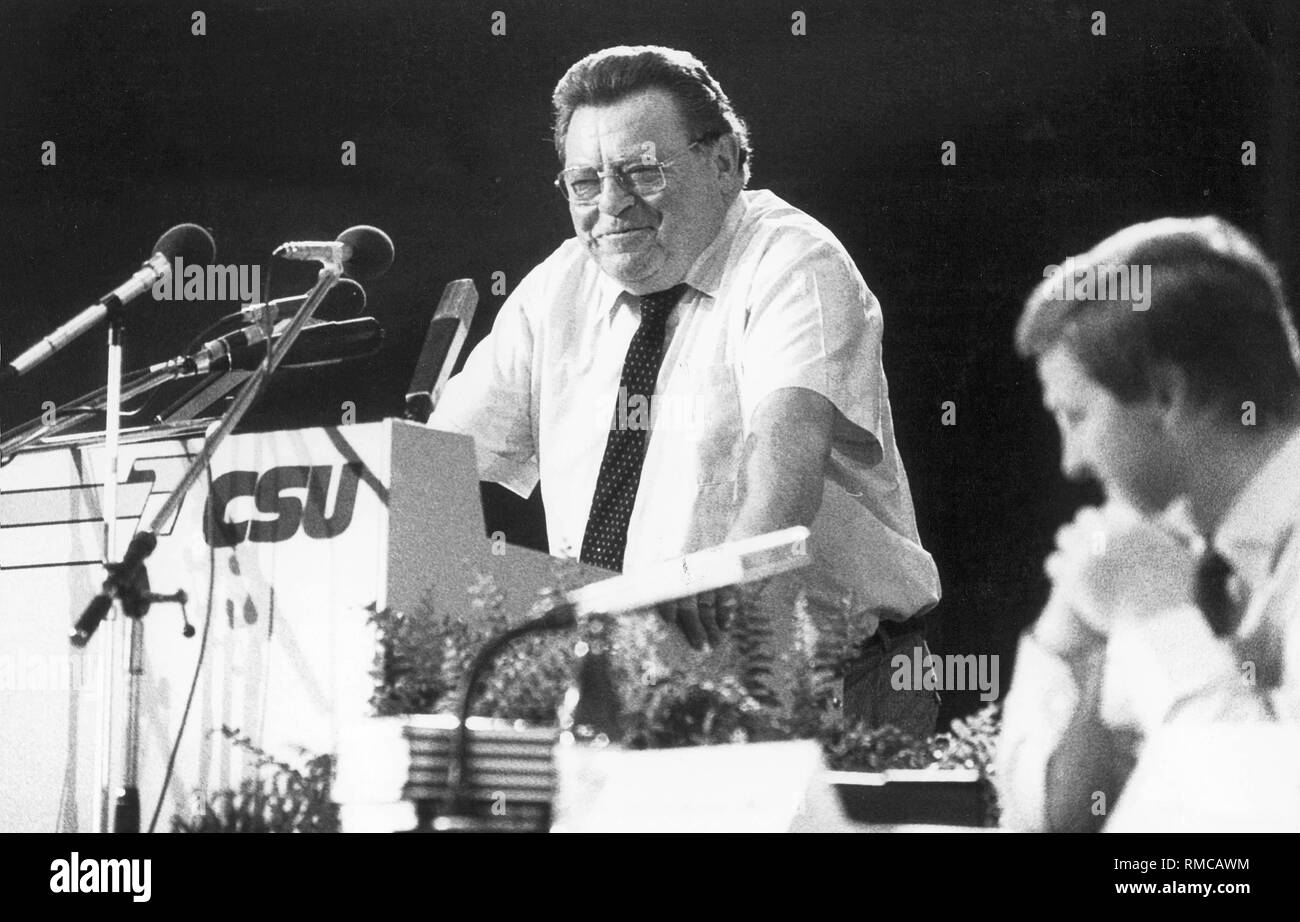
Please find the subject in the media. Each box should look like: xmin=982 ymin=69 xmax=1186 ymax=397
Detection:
xmin=0 ymin=419 xmax=608 ymax=832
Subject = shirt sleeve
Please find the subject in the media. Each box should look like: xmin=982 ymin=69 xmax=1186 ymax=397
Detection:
xmin=737 ymin=238 xmax=886 ymax=465
xmin=1100 ymin=605 xmax=1276 ymax=734
xmin=994 ymin=633 xmax=1086 ymax=831
xmin=427 ymin=280 xmax=539 ymax=498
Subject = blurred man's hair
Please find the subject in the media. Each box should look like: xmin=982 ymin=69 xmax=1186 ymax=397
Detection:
xmin=1017 ymin=215 xmax=1300 ymax=425
xmin=552 ymin=45 xmax=752 ymax=185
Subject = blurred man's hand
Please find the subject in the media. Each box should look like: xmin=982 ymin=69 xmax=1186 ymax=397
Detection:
xmin=1047 ymin=504 xmax=1197 ymax=633
xmin=655 ymin=585 xmax=743 ymax=650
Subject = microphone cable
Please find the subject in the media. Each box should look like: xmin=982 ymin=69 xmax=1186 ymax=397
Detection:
xmin=144 ymin=255 xmax=276 ymax=829
xmin=146 ymin=453 xmax=218 ymax=833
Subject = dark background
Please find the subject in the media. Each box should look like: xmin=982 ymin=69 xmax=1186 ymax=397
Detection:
xmin=1 ymin=0 xmax=1295 ymax=722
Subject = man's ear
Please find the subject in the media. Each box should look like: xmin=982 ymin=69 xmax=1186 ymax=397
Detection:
xmin=710 ymin=134 xmax=742 ymax=187
xmin=1147 ymin=361 xmax=1198 ymax=427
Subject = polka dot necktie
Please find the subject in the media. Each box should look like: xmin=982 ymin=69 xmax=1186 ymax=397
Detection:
xmin=579 ymin=283 xmax=688 ymax=572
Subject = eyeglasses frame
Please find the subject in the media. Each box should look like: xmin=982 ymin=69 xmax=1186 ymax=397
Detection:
xmin=554 ymin=134 xmax=720 ymax=205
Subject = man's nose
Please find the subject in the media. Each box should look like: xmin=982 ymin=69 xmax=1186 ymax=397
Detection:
xmin=1059 ymin=437 xmax=1090 ymax=482
xmin=596 ymin=172 xmax=634 ymax=216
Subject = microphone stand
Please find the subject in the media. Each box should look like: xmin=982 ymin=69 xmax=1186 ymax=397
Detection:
xmin=4 ymin=332 xmax=183 ymax=832
xmin=78 ymin=261 xmax=346 ymax=833
xmin=90 ymin=309 xmax=126 ymax=833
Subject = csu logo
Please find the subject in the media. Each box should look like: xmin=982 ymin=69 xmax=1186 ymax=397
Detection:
xmin=203 ymin=463 xmax=365 ymax=548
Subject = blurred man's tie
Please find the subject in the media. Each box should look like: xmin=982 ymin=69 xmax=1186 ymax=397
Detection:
xmin=1195 ymin=546 xmax=1239 ymax=637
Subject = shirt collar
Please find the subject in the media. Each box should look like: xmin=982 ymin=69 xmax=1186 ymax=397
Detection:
xmin=594 ymin=263 xmax=628 ymax=315
xmin=1214 ymin=427 xmax=1300 ymax=592
xmin=682 ymin=192 xmax=746 ymax=298
xmin=594 ymin=191 xmax=748 ymax=315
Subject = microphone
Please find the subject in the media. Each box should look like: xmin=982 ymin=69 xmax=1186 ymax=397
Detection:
xmin=1 ymin=224 xmax=216 ymax=387
xmin=405 ymin=279 xmax=479 ymax=423
xmin=272 ymin=225 xmax=394 ymax=280
xmin=155 ymin=317 xmax=384 ymax=377
xmin=72 ymin=532 xmax=158 ymax=647
xmin=240 ymin=277 xmax=366 ymax=324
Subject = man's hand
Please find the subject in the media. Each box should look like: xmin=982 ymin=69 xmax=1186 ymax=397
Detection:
xmin=1032 ymin=589 xmax=1107 ymax=662
xmin=1047 ymin=503 xmax=1197 ymax=633
xmin=655 ymin=585 xmax=744 ymax=651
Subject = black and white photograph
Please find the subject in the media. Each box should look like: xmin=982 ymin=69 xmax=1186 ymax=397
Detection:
xmin=0 ymin=0 xmax=1294 ymax=896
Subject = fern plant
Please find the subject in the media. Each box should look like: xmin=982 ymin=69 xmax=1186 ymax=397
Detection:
xmin=171 ymin=726 xmax=339 ymax=833
xmin=175 ymin=568 xmax=1003 ymax=830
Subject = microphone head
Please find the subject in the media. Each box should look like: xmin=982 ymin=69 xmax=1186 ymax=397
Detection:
xmin=337 ymin=225 xmax=394 ymax=281
xmin=323 ymin=277 xmax=367 ymax=318
xmin=153 ymin=223 xmax=216 ymax=265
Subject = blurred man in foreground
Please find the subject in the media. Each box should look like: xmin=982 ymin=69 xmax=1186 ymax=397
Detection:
xmin=997 ymin=216 xmax=1300 ymax=831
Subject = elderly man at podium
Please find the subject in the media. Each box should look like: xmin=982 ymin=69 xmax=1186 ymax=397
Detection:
xmin=429 ymin=45 xmax=940 ymax=734
xmin=997 ymin=216 xmax=1300 ymax=831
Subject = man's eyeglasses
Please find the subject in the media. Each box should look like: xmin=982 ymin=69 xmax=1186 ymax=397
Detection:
xmin=555 ymin=138 xmax=711 ymax=205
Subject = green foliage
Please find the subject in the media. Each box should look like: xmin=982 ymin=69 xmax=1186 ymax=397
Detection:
xmin=369 ymin=570 xmax=688 ymax=723
xmin=370 ymin=573 xmax=1001 ymax=791
xmin=823 ymin=704 xmax=1001 ymax=773
xmin=171 ymin=727 xmax=338 ymax=833
xmin=820 ymin=704 xmax=1003 ymax=826
xmin=730 ymin=588 xmax=780 ymax=709
xmin=178 ymin=570 xmax=1003 ymax=830
xmin=369 ymin=575 xmax=577 ymax=723
xmin=623 ymin=674 xmax=779 ymax=749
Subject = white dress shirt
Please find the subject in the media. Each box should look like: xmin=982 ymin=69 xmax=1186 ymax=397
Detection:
xmin=997 ymin=428 xmax=1300 ymax=830
xmin=430 ymin=189 xmax=940 ymax=640
xmin=1101 ymin=428 xmax=1300 ymax=729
